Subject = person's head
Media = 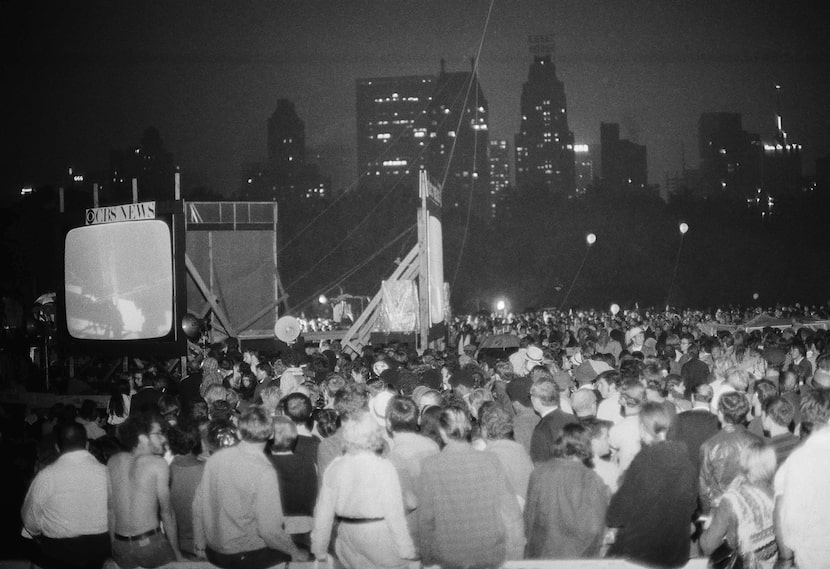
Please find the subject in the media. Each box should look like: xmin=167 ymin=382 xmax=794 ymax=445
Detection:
xmin=478 ymin=401 xmax=514 ymax=441
xmin=725 ymin=367 xmax=751 ymax=392
xmin=639 ymin=401 xmax=672 ymax=445
xmin=439 ymin=406 xmax=472 ymax=443
xmin=386 ymin=395 xmax=419 ymax=435
xmin=333 ymin=383 xmax=371 ymax=421
xmin=739 ymin=440 xmax=777 ymax=486
xmin=419 ymin=405 xmax=445 ymax=448
xmin=789 ymin=341 xmax=805 ymax=360
xmin=595 ymin=370 xmax=621 ymax=399
xmin=117 ymin=413 xmax=166 ymax=454
xmin=314 ymin=408 xmax=340 ymax=438
xmin=467 ymin=387 xmax=494 ymax=419
xmin=753 ymin=379 xmax=779 ymax=411
xmin=260 ymin=384 xmax=283 ymax=410
xmin=254 ymin=362 xmax=273 ymax=381
xmin=693 ymin=382 xmax=714 ymax=404
xmin=282 ymin=392 xmax=314 ymax=431
xmin=79 ymin=399 xmax=98 ymax=421
xmin=762 ymin=396 xmax=795 ymax=432
xmin=57 ymin=422 xmax=88 ymax=453
xmin=581 ymin=417 xmax=613 ymax=458
xmin=718 ymin=391 xmax=750 ymax=425
xmin=529 ymin=374 xmax=560 ymax=412
xmin=237 ymin=405 xmax=274 ymax=443
xmin=342 ymin=411 xmax=384 ymax=454
xmin=166 ymin=420 xmax=201 ymax=457
xmin=665 ymin=375 xmax=685 ymax=400
xmin=679 ymin=333 xmax=694 ymax=354
xmin=158 ymin=393 xmax=181 ymax=425
xmin=207 ymin=417 xmax=239 ymax=452
xmin=620 ymin=380 xmax=646 ymax=414
xmin=417 ymin=389 xmax=444 ymax=412
xmin=204 ymin=384 xmax=228 ymax=407
xmin=571 ymin=389 xmax=598 ymax=418
xmin=553 ymin=422 xmax=594 ymax=467
xmin=271 ymin=415 xmax=298 ymax=453
xmin=799 ymin=388 xmax=830 ymax=437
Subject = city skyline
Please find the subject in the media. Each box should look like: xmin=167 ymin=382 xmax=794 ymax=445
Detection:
xmin=7 ymin=1 xmax=829 ymax=202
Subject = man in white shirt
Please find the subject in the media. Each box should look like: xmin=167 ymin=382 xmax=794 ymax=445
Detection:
xmin=609 ymin=380 xmax=646 ymax=474
xmin=774 ymin=389 xmax=830 ymax=569
xmin=22 ymin=422 xmax=110 ymax=569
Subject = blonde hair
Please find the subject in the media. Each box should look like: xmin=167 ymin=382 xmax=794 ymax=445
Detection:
xmin=740 ymin=440 xmax=776 ymax=485
xmin=342 ymin=411 xmax=384 ymax=454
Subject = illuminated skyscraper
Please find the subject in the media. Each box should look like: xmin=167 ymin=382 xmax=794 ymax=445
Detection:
xmin=268 ymin=99 xmax=305 ymax=181
xmin=514 ymin=54 xmax=575 ymax=195
xmin=355 ymin=75 xmax=435 ymax=190
xmin=488 ymin=139 xmax=510 ymax=217
xmin=423 ymin=62 xmax=490 ymax=216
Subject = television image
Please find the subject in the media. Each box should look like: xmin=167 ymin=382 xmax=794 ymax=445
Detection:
xmin=57 ymin=201 xmax=187 ymax=356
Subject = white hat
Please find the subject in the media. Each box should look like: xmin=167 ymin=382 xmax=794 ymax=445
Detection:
xmin=369 ymin=391 xmax=394 ymax=427
xmin=524 ymin=346 xmax=544 ymax=371
xmin=625 ymin=326 xmax=644 ymax=346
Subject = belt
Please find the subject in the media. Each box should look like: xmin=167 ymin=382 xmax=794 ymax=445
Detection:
xmin=336 ymin=516 xmax=384 ymax=524
xmin=113 ymin=527 xmax=161 ymax=541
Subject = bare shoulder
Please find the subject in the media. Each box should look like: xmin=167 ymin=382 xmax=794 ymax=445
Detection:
xmin=136 ymin=454 xmax=169 ymax=474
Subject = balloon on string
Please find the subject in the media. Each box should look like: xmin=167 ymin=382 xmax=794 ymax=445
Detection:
xmin=610 ymin=303 xmax=620 ymax=316
xmin=753 ymin=292 xmax=759 ymax=300
xmin=586 ymin=233 xmax=597 ymax=245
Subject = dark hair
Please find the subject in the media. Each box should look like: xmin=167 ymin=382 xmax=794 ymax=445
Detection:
xmin=166 ymin=421 xmax=200 ymax=456
xmin=553 ymin=422 xmax=593 ymax=467
xmin=79 ymin=399 xmax=99 ymax=421
xmin=439 ymin=407 xmax=472 ymax=442
xmin=207 ymin=417 xmax=239 ymax=451
xmin=419 ymin=405 xmax=445 ymax=448
xmin=116 ymin=413 xmax=161 ymax=451
xmin=57 ymin=422 xmax=88 ymax=453
xmin=386 ymin=395 xmax=419 ymax=433
xmin=314 ymin=408 xmax=340 ymax=438
xmin=282 ymin=392 xmax=314 ymax=430
xmin=107 ymin=380 xmax=130 ymax=419
xmin=719 ymin=392 xmax=750 ymax=425
xmin=754 ymin=380 xmax=779 ymax=406
xmin=763 ymin=396 xmax=795 ymax=428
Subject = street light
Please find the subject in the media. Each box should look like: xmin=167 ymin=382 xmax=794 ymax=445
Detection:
xmin=667 ymin=223 xmax=690 ymax=307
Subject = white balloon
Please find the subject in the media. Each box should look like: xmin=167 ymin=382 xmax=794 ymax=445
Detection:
xmin=586 ymin=233 xmax=597 ymax=245
xmin=610 ymin=303 xmax=620 ymax=316
xmin=679 ymin=222 xmax=689 ymax=234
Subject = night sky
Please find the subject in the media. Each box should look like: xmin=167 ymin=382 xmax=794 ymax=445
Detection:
xmin=7 ymin=1 xmax=829 ymax=203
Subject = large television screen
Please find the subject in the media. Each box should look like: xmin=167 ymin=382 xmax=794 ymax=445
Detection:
xmin=57 ymin=201 xmax=186 ymax=356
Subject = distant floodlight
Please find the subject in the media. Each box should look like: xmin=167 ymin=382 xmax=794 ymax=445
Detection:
xmin=610 ymin=303 xmax=620 ymax=316
xmin=318 ymin=294 xmax=328 ymax=304
xmin=496 ymin=300 xmax=506 ymax=311
xmin=679 ymin=222 xmax=689 ymax=235
xmin=586 ymin=233 xmax=597 ymax=245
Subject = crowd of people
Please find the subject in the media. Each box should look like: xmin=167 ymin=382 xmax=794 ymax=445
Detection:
xmin=10 ymin=303 xmax=830 ymax=569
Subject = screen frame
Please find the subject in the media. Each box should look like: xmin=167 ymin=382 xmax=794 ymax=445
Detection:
xmin=56 ymin=200 xmax=187 ymax=357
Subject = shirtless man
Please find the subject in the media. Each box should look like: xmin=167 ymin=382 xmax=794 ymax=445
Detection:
xmin=109 ymin=413 xmax=182 ymax=568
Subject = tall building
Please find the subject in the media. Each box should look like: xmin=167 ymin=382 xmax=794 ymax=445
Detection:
xmin=488 ymin=139 xmax=510 ymax=217
xmin=421 ymin=61 xmax=490 ymax=217
xmin=698 ymin=112 xmax=762 ymax=198
xmin=600 ymin=122 xmax=647 ymax=191
xmin=573 ymin=144 xmax=594 ymax=195
xmin=355 ymin=75 xmax=435 ymax=191
xmin=761 ymin=85 xmax=802 ymax=198
xmin=514 ymin=54 xmax=575 ymax=195
xmin=267 ymin=99 xmax=305 ymax=182
xmin=108 ymin=127 xmax=175 ymax=203
xmin=241 ymin=99 xmax=330 ymax=205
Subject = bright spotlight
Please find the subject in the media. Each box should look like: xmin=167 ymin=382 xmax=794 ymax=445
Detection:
xmin=586 ymin=233 xmax=597 ymax=245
